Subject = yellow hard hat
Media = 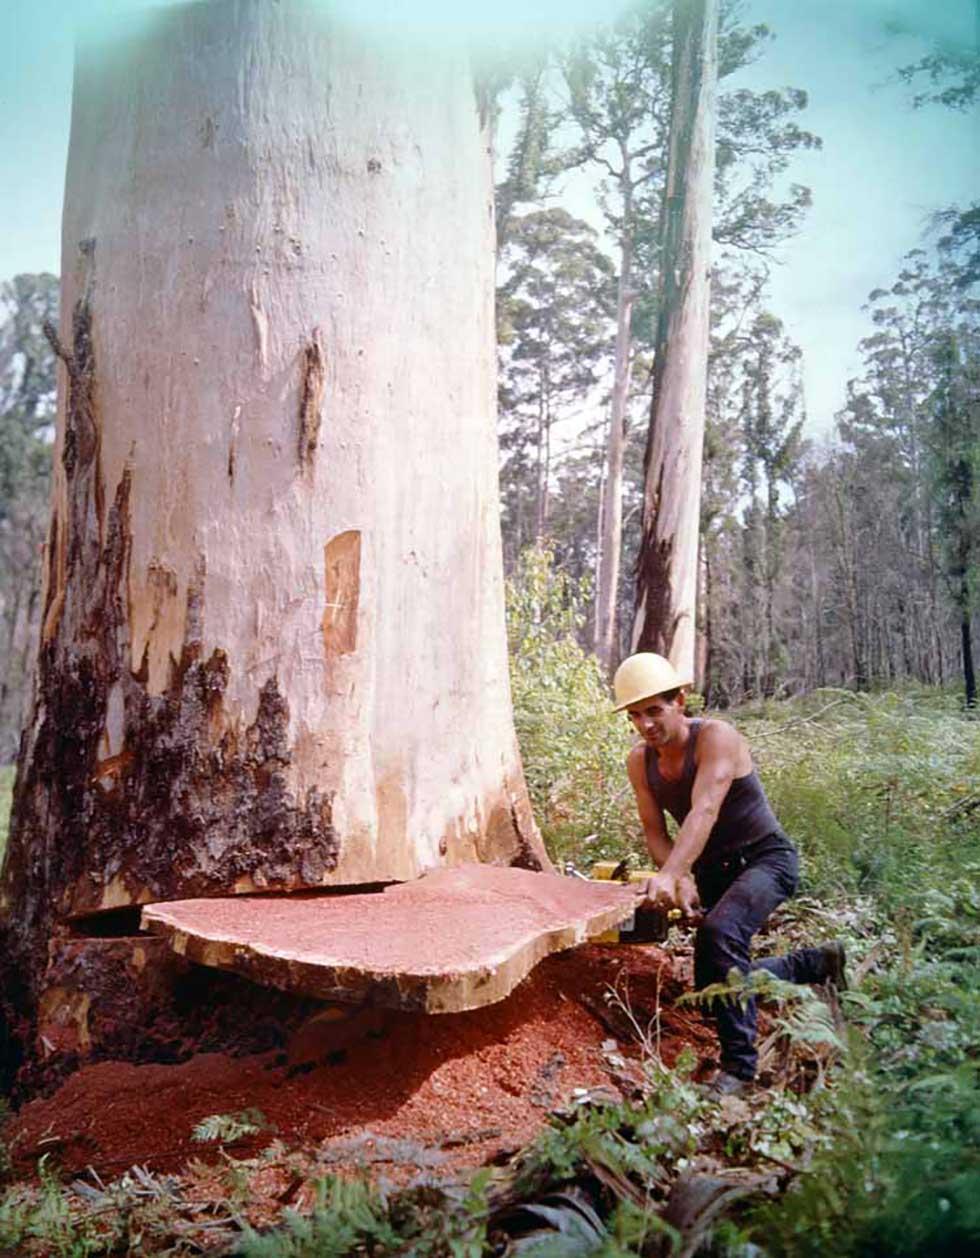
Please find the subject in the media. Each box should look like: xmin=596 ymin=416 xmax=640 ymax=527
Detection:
xmin=612 ymin=653 xmax=691 ymax=711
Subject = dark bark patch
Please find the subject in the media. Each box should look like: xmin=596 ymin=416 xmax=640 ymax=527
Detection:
xmin=43 ymin=294 xmax=104 ymax=591
xmin=41 ymin=507 xmax=63 ymax=643
xmin=634 ymin=461 xmax=680 ymax=656
xmin=2 ymin=474 xmax=340 ymax=1029
xmin=298 ymin=330 xmax=325 ymax=470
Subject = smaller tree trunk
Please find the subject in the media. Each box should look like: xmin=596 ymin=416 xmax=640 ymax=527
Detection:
xmin=592 ymin=435 xmax=607 ymax=650
xmin=695 ymin=537 xmax=709 ymax=694
xmin=961 ymin=609 xmax=976 ymax=707
xmin=596 ymin=186 xmax=635 ymax=678
xmin=633 ymin=0 xmax=718 ymax=679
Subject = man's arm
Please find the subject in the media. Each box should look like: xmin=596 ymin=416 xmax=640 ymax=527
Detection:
xmin=660 ymin=722 xmax=739 ymax=878
xmin=640 ymin=723 xmax=740 ymax=915
xmin=625 ymin=743 xmax=673 ymax=868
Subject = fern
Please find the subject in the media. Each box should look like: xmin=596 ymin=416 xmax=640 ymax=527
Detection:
xmin=238 ymin=1176 xmax=402 ymax=1257
xmin=0 ymin=1155 xmax=105 ymax=1257
xmin=191 ymin=1108 xmax=267 ymax=1144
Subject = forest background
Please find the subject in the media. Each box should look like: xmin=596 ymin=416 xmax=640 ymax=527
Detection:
xmin=0 ymin=0 xmax=978 ymax=752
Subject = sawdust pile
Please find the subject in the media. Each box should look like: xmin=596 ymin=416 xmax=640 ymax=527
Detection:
xmin=4 ymin=944 xmax=716 ymax=1181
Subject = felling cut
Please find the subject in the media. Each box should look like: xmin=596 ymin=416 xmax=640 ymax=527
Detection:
xmin=141 ymin=865 xmax=637 ymax=1014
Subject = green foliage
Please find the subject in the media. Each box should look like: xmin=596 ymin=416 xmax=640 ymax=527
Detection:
xmin=238 ymin=1176 xmax=403 ymax=1256
xmin=506 ymin=544 xmax=638 ymax=866
xmin=0 ymin=273 xmax=58 ymax=762
xmin=679 ymin=968 xmax=844 ymax=1056
xmin=898 ymin=44 xmax=980 ymax=111
xmin=513 ymin=1072 xmax=706 ymax=1204
xmin=192 ymin=1108 xmax=268 ymax=1144
xmin=497 ymin=209 xmax=615 ymax=564
xmin=0 ymin=1156 xmax=104 ymax=1257
xmin=505 ymin=658 xmax=980 ymax=1253
xmin=746 ymin=914 xmax=980 ymax=1256
xmin=730 ymin=717 xmax=980 ymax=1256
xmin=238 ymin=1171 xmax=491 ymax=1257
xmin=739 ymin=688 xmax=980 ymax=904
xmin=926 ymin=325 xmax=980 ymax=706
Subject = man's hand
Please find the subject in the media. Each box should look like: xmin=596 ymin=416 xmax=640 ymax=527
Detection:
xmin=636 ymin=871 xmax=701 ymax=920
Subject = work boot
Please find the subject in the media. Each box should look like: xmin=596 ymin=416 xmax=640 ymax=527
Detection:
xmin=708 ymin=1070 xmax=753 ymax=1098
xmin=819 ymin=941 xmax=848 ymax=990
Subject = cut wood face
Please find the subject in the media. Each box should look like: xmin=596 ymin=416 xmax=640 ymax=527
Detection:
xmin=140 ymin=866 xmax=637 ymax=1014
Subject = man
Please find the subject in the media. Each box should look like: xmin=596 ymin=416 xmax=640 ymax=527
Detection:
xmin=613 ymin=652 xmax=844 ymax=1095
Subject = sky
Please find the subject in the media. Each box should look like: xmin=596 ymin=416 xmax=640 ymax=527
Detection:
xmin=0 ymin=0 xmax=977 ymax=435
xmin=732 ymin=0 xmax=979 ymax=432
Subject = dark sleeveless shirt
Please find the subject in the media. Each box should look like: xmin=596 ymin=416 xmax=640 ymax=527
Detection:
xmin=644 ymin=719 xmax=783 ymax=867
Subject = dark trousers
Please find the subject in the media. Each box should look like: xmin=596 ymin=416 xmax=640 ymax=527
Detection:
xmin=693 ymin=834 xmax=831 ymax=1080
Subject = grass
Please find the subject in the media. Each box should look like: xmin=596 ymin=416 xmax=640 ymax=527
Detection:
xmin=737 ymin=687 xmax=980 ymax=906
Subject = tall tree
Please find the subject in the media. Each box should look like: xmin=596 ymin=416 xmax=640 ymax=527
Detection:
xmin=741 ymin=313 xmax=804 ymax=694
xmin=928 ymin=329 xmax=979 ymax=706
xmin=561 ymin=0 xmax=673 ymax=674
xmin=0 ymin=273 xmax=58 ymax=759
xmin=633 ymin=0 xmax=719 ymax=680
xmin=0 ymin=0 xmax=550 ymax=1027
xmin=497 ymin=209 xmax=615 ymax=561
xmin=696 ymin=274 xmax=807 ymax=704
xmin=494 ymin=63 xmax=559 ymax=254
xmin=505 ymin=3 xmax=817 ymax=673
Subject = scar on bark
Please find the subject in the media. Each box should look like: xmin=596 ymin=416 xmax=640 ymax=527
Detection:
xmin=322 ymin=531 xmax=360 ymax=656
xmin=41 ymin=508 xmax=65 ymax=644
xmin=635 ymin=462 xmax=676 ymax=656
xmin=298 ymin=330 xmax=325 ymax=470
xmin=41 ymin=290 xmax=103 ymax=640
xmin=228 ymin=406 xmax=241 ymax=484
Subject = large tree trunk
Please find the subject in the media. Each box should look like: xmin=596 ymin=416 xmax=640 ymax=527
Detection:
xmin=0 ymin=0 xmax=547 ymax=1013
xmin=632 ymin=0 xmax=717 ymax=678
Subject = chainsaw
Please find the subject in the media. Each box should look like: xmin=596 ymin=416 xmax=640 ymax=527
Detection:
xmin=565 ymin=859 xmax=683 ymax=943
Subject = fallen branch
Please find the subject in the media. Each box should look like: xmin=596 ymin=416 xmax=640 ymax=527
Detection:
xmin=750 ymin=697 xmax=851 ymax=741
xmin=943 ymin=791 xmax=980 ymax=819
xmin=751 ymin=1147 xmax=804 ymax=1175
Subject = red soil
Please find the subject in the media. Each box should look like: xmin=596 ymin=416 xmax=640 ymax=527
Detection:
xmin=3 ymin=944 xmax=715 ymax=1182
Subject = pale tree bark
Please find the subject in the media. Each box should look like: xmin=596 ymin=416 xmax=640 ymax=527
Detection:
xmin=534 ymin=364 xmax=552 ymax=541
xmin=0 ymin=0 xmax=548 ymax=1010
xmin=592 ymin=439 xmax=606 ymax=647
xmin=694 ymin=539 xmax=709 ymax=692
xmin=595 ymin=185 xmax=634 ymax=676
xmin=633 ymin=0 xmax=718 ymax=679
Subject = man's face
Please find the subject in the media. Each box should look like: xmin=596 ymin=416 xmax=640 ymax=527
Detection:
xmin=626 ymin=692 xmax=686 ymax=746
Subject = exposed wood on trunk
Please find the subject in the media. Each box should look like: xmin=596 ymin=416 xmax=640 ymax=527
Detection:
xmin=633 ymin=0 xmax=718 ymax=681
xmin=322 ymin=531 xmax=361 ymax=656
